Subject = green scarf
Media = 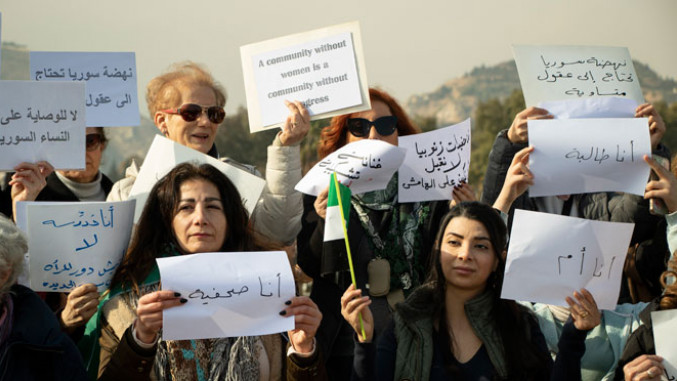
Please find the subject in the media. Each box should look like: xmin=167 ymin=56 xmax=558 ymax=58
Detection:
xmin=351 ymin=174 xmax=430 ymax=293
xmin=78 ymin=245 xmax=180 ymax=379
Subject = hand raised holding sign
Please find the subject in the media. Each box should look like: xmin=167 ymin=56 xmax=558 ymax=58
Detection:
xmin=281 ymin=296 xmax=322 ymax=354
xmin=507 ymin=107 xmax=552 ymax=144
xmin=565 ymin=288 xmax=601 ymax=331
xmin=493 ymin=146 xmax=534 ymax=214
xmin=635 ymin=103 xmax=666 ymax=150
xmin=10 ymin=161 xmax=54 ymax=220
xmin=644 ymin=155 xmax=677 ymax=213
xmin=135 ymin=290 xmax=186 ymax=344
xmin=279 ymin=100 xmax=310 ymax=146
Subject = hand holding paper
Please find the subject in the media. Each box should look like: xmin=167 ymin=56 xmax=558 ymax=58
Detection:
xmin=507 ymin=107 xmax=552 ymax=144
xmin=281 ymin=296 xmax=322 ymax=354
xmin=136 ymin=290 xmax=185 ymax=344
xmin=635 ymin=103 xmax=666 ymax=150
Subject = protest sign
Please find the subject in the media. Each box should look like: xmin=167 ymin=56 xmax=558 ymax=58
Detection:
xmin=295 ymin=139 xmax=406 ymax=196
xmin=157 ymin=251 xmax=295 ymax=340
xmin=0 ymin=80 xmax=86 ymax=170
xmin=527 ymin=118 xmax=651 ymax=197
xmin=652 ymin=309 xmax=677 ymax=380
xmin=15 ymin=200 xmax=135 ymax=292
xmin=513 ymin=45 xmax=643 ymax=118
xmin=30 ymin=51 xmax=140 ymax=127
xmin=128 ymin=135 xmax=265 ymax=222
xmin=241 ymin=21 xmax=369 ymax=132
xmin=398 ymin=119 xmax=471 ymax=202
xmin=501 ymin=209 xmax=634 ymax=310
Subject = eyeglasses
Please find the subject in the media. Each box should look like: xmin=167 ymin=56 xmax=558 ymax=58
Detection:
xmin=86 ymin=133 xmax=105 ymax=152
xmin=162 ymin=104 xmax=226 ymax=124
xmin=346 ymin=116 xmax=398 ymax=138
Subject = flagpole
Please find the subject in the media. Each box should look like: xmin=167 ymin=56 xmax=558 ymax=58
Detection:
xmin=332 ymin=172 xmax=367 ymax=342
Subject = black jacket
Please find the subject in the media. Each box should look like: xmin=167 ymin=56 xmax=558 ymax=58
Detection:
xmin=0 ymin=285 xmax=87 ymax=381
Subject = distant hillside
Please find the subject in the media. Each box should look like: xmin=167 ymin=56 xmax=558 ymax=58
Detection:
xmin=406 ymin=60 xmax=677 ymax=126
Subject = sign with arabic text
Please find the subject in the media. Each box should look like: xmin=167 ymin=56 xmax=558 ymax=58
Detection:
xmin=398 ymin=119 xmax=471 ymax=202
xmin=528 ymin=118 xmax=651 ymax=197
xmin=15 ymin=200 xmax=135 ymax=292
xmin=30 ymin=51 xmax=140 ymax=127
xmin=0 ymin=81 xmax=86 ymax=170
xmin=158 ymin=251 xmax=295 ymax=339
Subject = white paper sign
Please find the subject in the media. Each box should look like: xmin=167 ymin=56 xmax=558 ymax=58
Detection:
xmin=0 ymin=81 xmax=86 ymax=170
xmin=16 ymin=200 xmax=135 ymax=292
xmin=157 ymin=251 xmax=295 ymax=340
xmin=398 ymin=119 xmax=471 ymax=202
xmin=652 ymin=309 xmax=677 ymax=379
xmin=501 ymin=209 xmax=633 ymax=310
xmin=295 ymin=139 xmax=406 ymax=196
xmin=241 ymin=21 xmax=370 ymax=132
xmin=128 ymin=135 xmax=266 ymax=222
xmin=528 ymin=118 xmax=651 ymax=197
xmin=513 ymin=45 xmax=643 ymax=115
xmin=30 ymin=52 xmax=140 ymax=127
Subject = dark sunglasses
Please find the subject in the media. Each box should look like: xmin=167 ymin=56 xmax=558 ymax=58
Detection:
xmin=162 ymin=103 xmax=226 ymax=124
xmin=346 ymin=116 xmax=398 ymax=138
xmin=86 ymin=133 xmax=105 ymax=152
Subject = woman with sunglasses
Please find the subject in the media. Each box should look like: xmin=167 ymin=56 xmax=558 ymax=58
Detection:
xmin=2 ymin=126 xmax=110 ymax=340
xmin=108 ymin=61 xmax=309 ymax=246
xmin=296 ymin=88 xmax=452 ymax=380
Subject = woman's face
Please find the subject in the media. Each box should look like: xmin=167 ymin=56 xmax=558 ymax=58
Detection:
xmin=156 ymin=84 xmax=219 ymax=154
xmin=59 ymin=127 xmax=104 ymax=183
xmin=439 ymin=216 xmax=498 ymax=296
xmin=345 ymin=100 xmax=399 ymax=146
xmin=172 ymin=179 xmax=227 ymax=254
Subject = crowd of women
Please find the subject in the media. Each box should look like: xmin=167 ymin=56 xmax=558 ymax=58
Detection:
xmin=0 ymin=60 xmax=675 ymax=381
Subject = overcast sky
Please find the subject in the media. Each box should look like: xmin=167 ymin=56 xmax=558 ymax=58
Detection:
xmin=3 ymin=0 xmax=676 ymax=116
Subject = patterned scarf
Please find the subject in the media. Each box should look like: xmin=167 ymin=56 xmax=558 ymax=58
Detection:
xmin=81 ymin=244 xmax=262 ymax=381
xmin=351 ymin=174 xmax=430 ymax=293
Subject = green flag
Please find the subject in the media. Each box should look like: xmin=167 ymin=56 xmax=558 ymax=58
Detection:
xmin=324 ymin=173 xmax=351 ymax=242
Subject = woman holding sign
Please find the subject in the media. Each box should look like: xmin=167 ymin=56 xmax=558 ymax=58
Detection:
xmin=108 ymin=61 xmax=309 ymax=247
xmin=341 ymin=201 xmax=599 ymax=380
xmin=91 ymin=163 xmax=325 ymax=380
xmin=2 ymin=126 xmax=111 ymax=339
xmin=296 ymin=88 xmax=452 ymax=379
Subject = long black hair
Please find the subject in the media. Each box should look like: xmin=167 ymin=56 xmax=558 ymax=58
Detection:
xmin=426 ymin=202 xmax=550 ymax=379
xmin=111 ymin=163 xmax=266 ymax=294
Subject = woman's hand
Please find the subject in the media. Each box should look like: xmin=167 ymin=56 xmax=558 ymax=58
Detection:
xmin=635 ymin=103 xmax=665 ymax=150
xmin=623 ymin=354 xmax=665 ymax=381
xmin=279 ymin=100 xmax=310 ymax=146
xmin=135 ymin=290 xmax=185 ymax=344
xmin=282 ymin=296 xmax=322 ymax=354
xmin=10 ymin=161 xmax=54 ymax=220
xmin=493 ymin=146 xmax=534 ymax=214
xmin=565 ymin=288 xmax=601 ymax=331
xmin=314 ymin=187 xmax=329 ymax=219
xmin=450 ymin=182 xmax=476 ymax=207
xmin=644 ymin=155 xmax=677 ymax=213
xmin=340 ymin=284 xmax=374 ymax=343
xmin=60 ymin=283 xmax=100 ymax=331
xmin=507 ymin=107 xmax=552 ymax=144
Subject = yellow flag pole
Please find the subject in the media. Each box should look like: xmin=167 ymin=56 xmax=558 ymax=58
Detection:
xmin=332 ymin=172 xmax=367 ymax=341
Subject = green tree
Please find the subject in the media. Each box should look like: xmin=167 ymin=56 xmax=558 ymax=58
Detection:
xmin=469 ymin=89 xmax=525 ymax=192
